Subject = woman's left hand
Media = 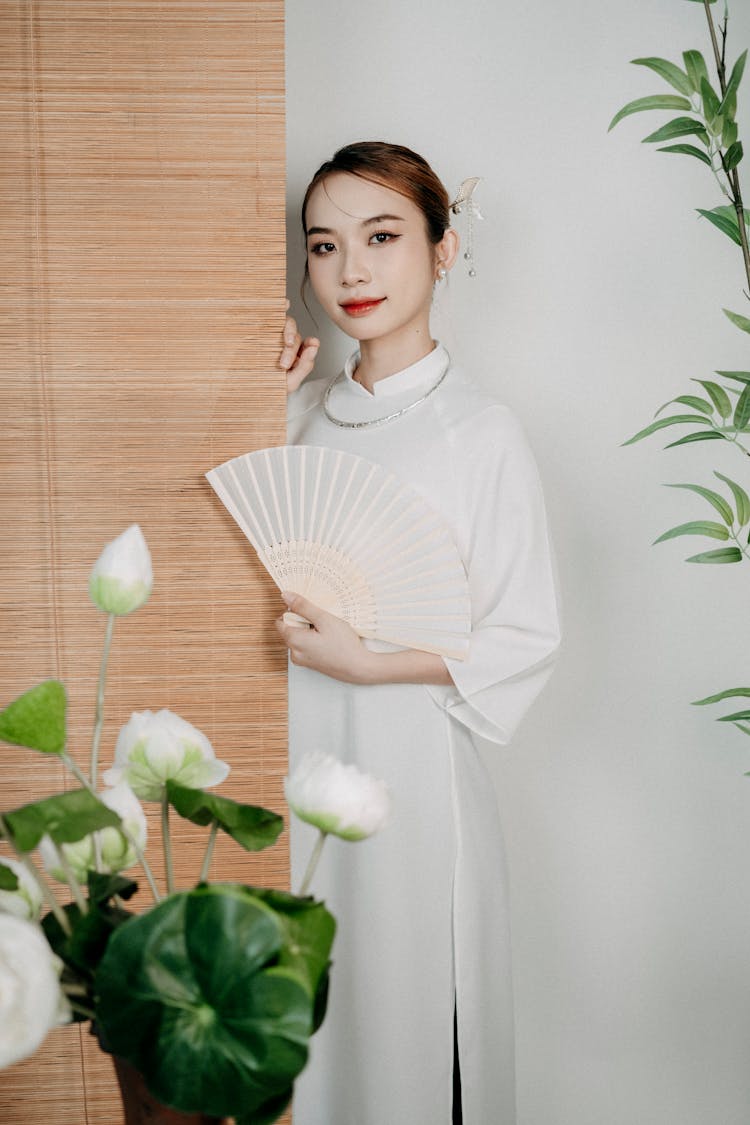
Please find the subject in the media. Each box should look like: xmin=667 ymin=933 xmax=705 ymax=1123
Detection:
xmin=275 ymin=592 xmax=374 ymax=684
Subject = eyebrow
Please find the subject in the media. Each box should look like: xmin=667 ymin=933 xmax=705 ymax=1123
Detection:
xmin=306 ymin=214 xmax=406 ymax=237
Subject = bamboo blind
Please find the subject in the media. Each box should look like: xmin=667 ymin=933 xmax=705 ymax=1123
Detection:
xmin=1 ymin=2 xmax=287 ymax=1121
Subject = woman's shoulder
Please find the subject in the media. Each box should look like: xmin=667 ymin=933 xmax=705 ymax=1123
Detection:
xmin=442 ymin=366 xmax=526 ymax=441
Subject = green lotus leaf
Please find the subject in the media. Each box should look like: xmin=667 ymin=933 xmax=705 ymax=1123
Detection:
xmin=3 ymin=789 xmax=122 ymax=852
xmin=0 ymin=680 xmax=66 ymax=755
xmin=165 ymin=781 xmax=283 ymax=852
xmin=95 ymin=885 xmax=316 ymax=1118
xmin=0 ymin=865 xmax=19 ymax=891
xmin=43 ymin=898 xmax=131 ymax=979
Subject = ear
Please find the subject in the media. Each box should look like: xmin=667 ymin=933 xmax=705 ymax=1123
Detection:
xmin=434 ymin=227 xmax=460 ymax=275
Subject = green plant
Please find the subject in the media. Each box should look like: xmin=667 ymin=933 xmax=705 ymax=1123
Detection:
xmin=0 ymin=525 xmax=391 ymax=1122
xmin=610 ymin=0 xmax=750 ymax=743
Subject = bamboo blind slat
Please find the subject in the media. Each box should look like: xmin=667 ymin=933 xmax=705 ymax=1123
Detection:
xmin=1 ymin=2 xmax=288 ymax=1121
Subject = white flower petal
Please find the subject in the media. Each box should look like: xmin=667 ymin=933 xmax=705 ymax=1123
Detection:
xmin=0 ymin=916 xmax=66 ymax=1069
xmin=285 ymin=752 xmax=390 ymax=841
xmin=0 ymin=858 xmax=43 ymax=922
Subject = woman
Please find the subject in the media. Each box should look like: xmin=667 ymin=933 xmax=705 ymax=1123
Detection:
xmin=278 ymin=141 xmax=560 ymax=1125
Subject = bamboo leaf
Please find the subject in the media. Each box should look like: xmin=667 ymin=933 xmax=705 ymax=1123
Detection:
xmin=723 ymin=118 xmax=739 ymax=148
xmin=683 ymin=50 xmax=709 ymax=94
xmin=642 ymin=116 xmax=708 ymax=144
xmin=654 ymin=521 xmax=730 ymax=544
xmin=657 ymin=143 xmax=712 ymax=166
xmin=718 ymin=709 xmax=750 ymax=722
xmin=685 ymin=547 xmax=743 ymax=563
xmin=665 ymin=483 xmax=734 ymax=524
xmin=655 ymin=395 xmax=714 ymax=416
xmin=724 ymin=308 xmax=750 ymax=335
xmin=631 ymin=57 xmax=694 ymax=96
xmin=700 ymin=76 xmax=722 ymax=121
xmin=608 ymin=95 xmax=694 ymax=132
xmin=693 ymin=687 xmax=750 ymax=706
xmin=725 ymin=49 xmax=748 ymax=100
xmin=726 ymin=141 xmax=744 ymax=170
xmin=696 ymin=206 xmax=744 ymax=247
xmin=664 ymin=430 xmax=725 ymax=448
xmin=692 ymin=378 xmax=732 ymax=417
xmin=714 ymin=471 xmax=750 ymax=525
xmin=622 ymin=414 xmax=713 ymax=445
xmin=716 ymin=371 xmax=750 ymax=385
xmin=734 ymin=384 xmax=750 ymax=430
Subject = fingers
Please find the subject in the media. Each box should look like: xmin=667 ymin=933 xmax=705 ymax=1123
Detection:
xmin=279 ymin=304 xmax=320 ymax=393
xmin=286 ymin=337 xmax=320 ymax=394
xmin=281 ymin=590 xmax=325 ymax=627
xmin=279 ymin=313 xmax=302 ymax=371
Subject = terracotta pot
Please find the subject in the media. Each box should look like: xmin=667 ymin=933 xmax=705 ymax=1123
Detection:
xmin=114 ymin=1056 xmax=228 ymax=1125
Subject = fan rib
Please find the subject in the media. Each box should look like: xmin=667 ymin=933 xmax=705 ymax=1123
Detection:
xmin=205 ymin=446 xmax=472 ymax=660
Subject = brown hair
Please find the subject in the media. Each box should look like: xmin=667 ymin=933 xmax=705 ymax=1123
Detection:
xmin=301 ymin=141 xmax=451 ymax=245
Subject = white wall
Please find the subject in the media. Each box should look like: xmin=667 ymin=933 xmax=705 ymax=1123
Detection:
xmin=286 ymin=2 xmax=750 ymax=1122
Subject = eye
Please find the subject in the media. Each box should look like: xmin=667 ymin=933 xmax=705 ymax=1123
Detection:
xmin=309 ymin=241 xmax=336 ymax=256
xmin=370 ymin=231 xmax=398 ymax=246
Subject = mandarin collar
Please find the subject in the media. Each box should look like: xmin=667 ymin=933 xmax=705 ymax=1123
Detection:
xmin=342 ymin=342 xmax=449 ymax=400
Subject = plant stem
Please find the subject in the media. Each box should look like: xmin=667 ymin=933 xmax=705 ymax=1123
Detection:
xmin=61 ymin=751 xmax=162 ymax=904
xmin=703 ymin=0 xmax=750 ymax=294
xmin=199 ymin=822 xmax=219 ymax=883
xmin=0 ymin=815 xmax=71 ymax=935
xmin=161 ymin=795 xmax=175 ymax=895
xmin=91 ymin=612 xmax=115 ymax=791
xmin=299 ymin=830 xmax=328 ymax=896
xmin=56 ymin=848 xmax=88 ymax=916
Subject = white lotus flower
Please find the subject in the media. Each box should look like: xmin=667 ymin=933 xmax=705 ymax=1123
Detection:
xmin=103 ymin=708 xmax=230 ymax=802
xmin=89 ymin=524 xmax=153 ymax=616
xmin=0 ymin=858 xmax=43 ymax=922
xmin=39 ymin=782 xmax=148 ymax=883
xmin=285 ymin=752 xmax=390 ymax=841
xmin=0 ymin=915 xmax=71 ymax=1070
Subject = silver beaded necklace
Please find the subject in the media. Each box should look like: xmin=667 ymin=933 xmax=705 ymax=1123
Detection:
xmin=322 ymin=353 xmax=451 ymax=429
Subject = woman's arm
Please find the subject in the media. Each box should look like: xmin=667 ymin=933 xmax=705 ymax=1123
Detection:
xmin=276 ymin=592 xmax=454 ymax=687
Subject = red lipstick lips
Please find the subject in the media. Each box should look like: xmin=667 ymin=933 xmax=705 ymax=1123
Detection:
xmin=340 ymin=298 xmax=385 ymax=317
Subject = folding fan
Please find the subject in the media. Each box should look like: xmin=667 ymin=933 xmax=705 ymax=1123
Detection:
xmin=205 ymin=445 xmax=471 ymax=660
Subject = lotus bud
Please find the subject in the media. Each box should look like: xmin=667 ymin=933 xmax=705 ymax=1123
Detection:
xmin=103 ymin=708 xmax=230 ymax=802
xmin=89 ymin=524 xmax=153 ymax=616
xmin=0 ymin=857 xmax=43 ymax=922
xmin=285 ymin=752 xmax=390 ymax=841
xmin=39 ymin=782 xmax=148 ymax=883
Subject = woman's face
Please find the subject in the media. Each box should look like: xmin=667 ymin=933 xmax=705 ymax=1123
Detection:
xmin=305 ymin=172 xmax=448 ymax=349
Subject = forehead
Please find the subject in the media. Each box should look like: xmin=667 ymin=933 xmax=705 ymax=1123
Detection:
xmin=305 ymin=172 xmax=423 ymax=230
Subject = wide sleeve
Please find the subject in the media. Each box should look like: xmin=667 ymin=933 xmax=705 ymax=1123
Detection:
xmin=426 ymin=406 xmax=561 ymax=745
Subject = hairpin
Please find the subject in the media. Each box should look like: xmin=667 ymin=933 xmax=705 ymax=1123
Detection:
xmin=449 ymin=177 xmax=483 ymax=277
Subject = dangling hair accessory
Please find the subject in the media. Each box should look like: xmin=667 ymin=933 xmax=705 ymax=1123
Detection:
xmin=450 ymin=177 xmax=483 ymax=277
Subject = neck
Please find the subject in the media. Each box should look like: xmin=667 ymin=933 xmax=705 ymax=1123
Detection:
xmin=353 ymin=328 xmax=436 ymax=394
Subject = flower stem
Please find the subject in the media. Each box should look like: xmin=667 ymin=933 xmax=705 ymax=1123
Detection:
xmin=91 ymin=612 xmax=115 ymax=791
xmin=199 ymin=821 xmax=219 ymax=883
xmin=161 ymin=794 xmax=175 ymax=895
xmin=299 ymin=830 xmax=328 ymax=896
xmin=56 ymin=848 xmax=88 ymax=916
xmin=0 ymin=815 xmax=71 ymax=936
xmin=62 ymin=751 xmax=162 ymax=904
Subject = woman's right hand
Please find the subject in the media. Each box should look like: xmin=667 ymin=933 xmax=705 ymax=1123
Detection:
xmin=280 ymin=301 xmax=320 ymax=394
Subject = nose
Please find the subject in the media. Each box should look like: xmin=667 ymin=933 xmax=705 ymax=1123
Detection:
xmin=340 ymin=246 xmax=371 ymax=288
